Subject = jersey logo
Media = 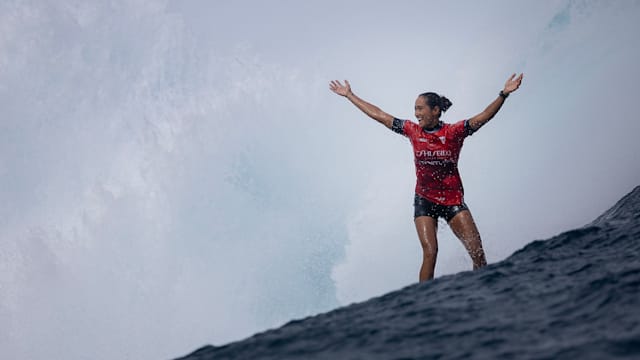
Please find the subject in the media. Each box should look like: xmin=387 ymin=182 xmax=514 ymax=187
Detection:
xmin=418 ymin=138 xmax=428 ymax=142
xmin=439 ymin=136 xmax=446 ymax=144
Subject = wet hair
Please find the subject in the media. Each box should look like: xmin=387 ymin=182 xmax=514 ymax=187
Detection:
xmin=419 ymin=92 xmax=453 ymax=116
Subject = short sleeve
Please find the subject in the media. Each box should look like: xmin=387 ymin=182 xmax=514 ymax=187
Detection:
xmin=391 ymin=118 xmax=406 ymax=135
xmin=450 ymin=119 xmax=476 ymax=140
xmin=391 ymin=118 xmax=421 ymax=139
xmin=464 ymin=119 xmax=476 ymax=136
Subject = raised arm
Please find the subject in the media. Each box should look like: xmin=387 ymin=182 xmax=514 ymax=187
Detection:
xmin=329 ymin=80 xmax=394 ymax=129
xmin=468 ymin=73 xmax=524 ymax=132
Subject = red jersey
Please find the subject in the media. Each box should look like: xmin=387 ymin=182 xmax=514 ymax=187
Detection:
xmin=392 ymin=118 xmax=475 ymax=205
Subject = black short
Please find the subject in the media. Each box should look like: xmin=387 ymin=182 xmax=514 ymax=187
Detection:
xmin=414 ymin=194 xmax=468 ymax=222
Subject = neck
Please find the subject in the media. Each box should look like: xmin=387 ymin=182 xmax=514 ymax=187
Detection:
xmin=422 ymin=120 xmax=441 ymax=131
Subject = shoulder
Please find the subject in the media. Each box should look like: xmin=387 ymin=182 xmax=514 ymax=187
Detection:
xmin=392 ymin=118 xmax=420 ymax=137
xmin=446 ymin=119 xmax=475 ymax=137
xmin=403 ymin=119 xmax=420 ymax=131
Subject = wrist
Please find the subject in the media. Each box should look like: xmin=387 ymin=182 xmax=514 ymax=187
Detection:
xmin=499 ymin=90 xmax=509 ymax=99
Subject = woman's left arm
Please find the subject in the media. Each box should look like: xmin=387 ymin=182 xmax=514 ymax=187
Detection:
xmin=468 ymin=73 xmax=524 ymax=132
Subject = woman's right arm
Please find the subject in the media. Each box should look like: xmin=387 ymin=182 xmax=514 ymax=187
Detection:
xmin=329 ymin=80 xmax=394 ymax=129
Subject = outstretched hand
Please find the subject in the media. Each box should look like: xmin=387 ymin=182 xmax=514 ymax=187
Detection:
xmin=503 ymin=73 xmax=524 ymax=94
xmin=329 ymin=80 xmax=352 ymax=97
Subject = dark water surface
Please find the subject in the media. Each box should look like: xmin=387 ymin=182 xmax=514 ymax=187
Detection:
xmin=174 ymin=186 xmax=640 ymax=360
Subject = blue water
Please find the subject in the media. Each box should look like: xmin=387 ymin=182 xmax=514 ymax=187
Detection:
xmin=174 ymin=186 xmax=640 ymax=360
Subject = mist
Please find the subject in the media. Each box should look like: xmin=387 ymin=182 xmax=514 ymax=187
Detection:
xmin=1 ymin=1 xmax=639 ymax=359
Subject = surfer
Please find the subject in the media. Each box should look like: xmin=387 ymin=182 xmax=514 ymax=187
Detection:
xmin=329 ymin=74 xmax=523 ymax=282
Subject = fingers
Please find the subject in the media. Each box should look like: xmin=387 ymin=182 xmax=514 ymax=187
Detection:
xmin=505 ymin=73 xmax=524 ymax=89
xmin=329 ymin=80 xmax=341 ymax=92
xmin=329 ymin=79 xmax=351 ymax=96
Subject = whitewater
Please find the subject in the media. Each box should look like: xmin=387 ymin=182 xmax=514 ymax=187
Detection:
xmin=2 ymin=2 xmax=640 ymax=360
xmin=175 ymin=186 xmax=640 ymax=359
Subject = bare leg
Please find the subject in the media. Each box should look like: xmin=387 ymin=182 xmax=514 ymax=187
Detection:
xmin=414 ymin=216 xmax=439 ymax=282
xmin=448 ymin=210 xmax=487 ymax=269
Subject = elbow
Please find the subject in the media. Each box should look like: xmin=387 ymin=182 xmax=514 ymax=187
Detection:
xmin=470 ymin=114 xmax=492 ymax=131
xmin=370 ymin=109 xmax=388 ymax=122
xmin=481 ymin=111 xmax=497 ymax=123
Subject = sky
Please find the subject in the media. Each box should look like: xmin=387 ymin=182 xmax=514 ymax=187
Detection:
xmin=1 ymin=0 xmax=639 ymax=359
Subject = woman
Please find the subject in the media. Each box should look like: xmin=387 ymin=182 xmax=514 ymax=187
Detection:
xmin=329 ymin=74 xmax=523 ymax=282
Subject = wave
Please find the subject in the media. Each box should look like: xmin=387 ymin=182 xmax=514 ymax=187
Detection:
xmin=175 ymin=185 xmax=640 ymax=359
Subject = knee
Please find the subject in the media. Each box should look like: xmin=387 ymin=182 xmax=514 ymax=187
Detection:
xmin=421 ymin=244 xmax=438 ymax=257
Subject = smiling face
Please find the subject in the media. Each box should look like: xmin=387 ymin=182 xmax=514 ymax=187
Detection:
xmin=415 ymin=96 xmax=441 ymax=129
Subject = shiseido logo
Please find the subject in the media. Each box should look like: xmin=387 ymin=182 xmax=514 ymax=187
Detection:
xmin=415 ymin=149 xmax=452 ymax=157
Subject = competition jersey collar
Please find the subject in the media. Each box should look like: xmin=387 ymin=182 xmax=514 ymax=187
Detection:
xmin=421 ymin=121 xmax=443 ymax=134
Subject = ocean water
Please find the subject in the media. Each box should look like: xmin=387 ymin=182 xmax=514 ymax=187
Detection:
xmin=174 ymin=185 xmax=640 ymax=360
xmin=3 ymin=3 xmax=640 ymax=359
